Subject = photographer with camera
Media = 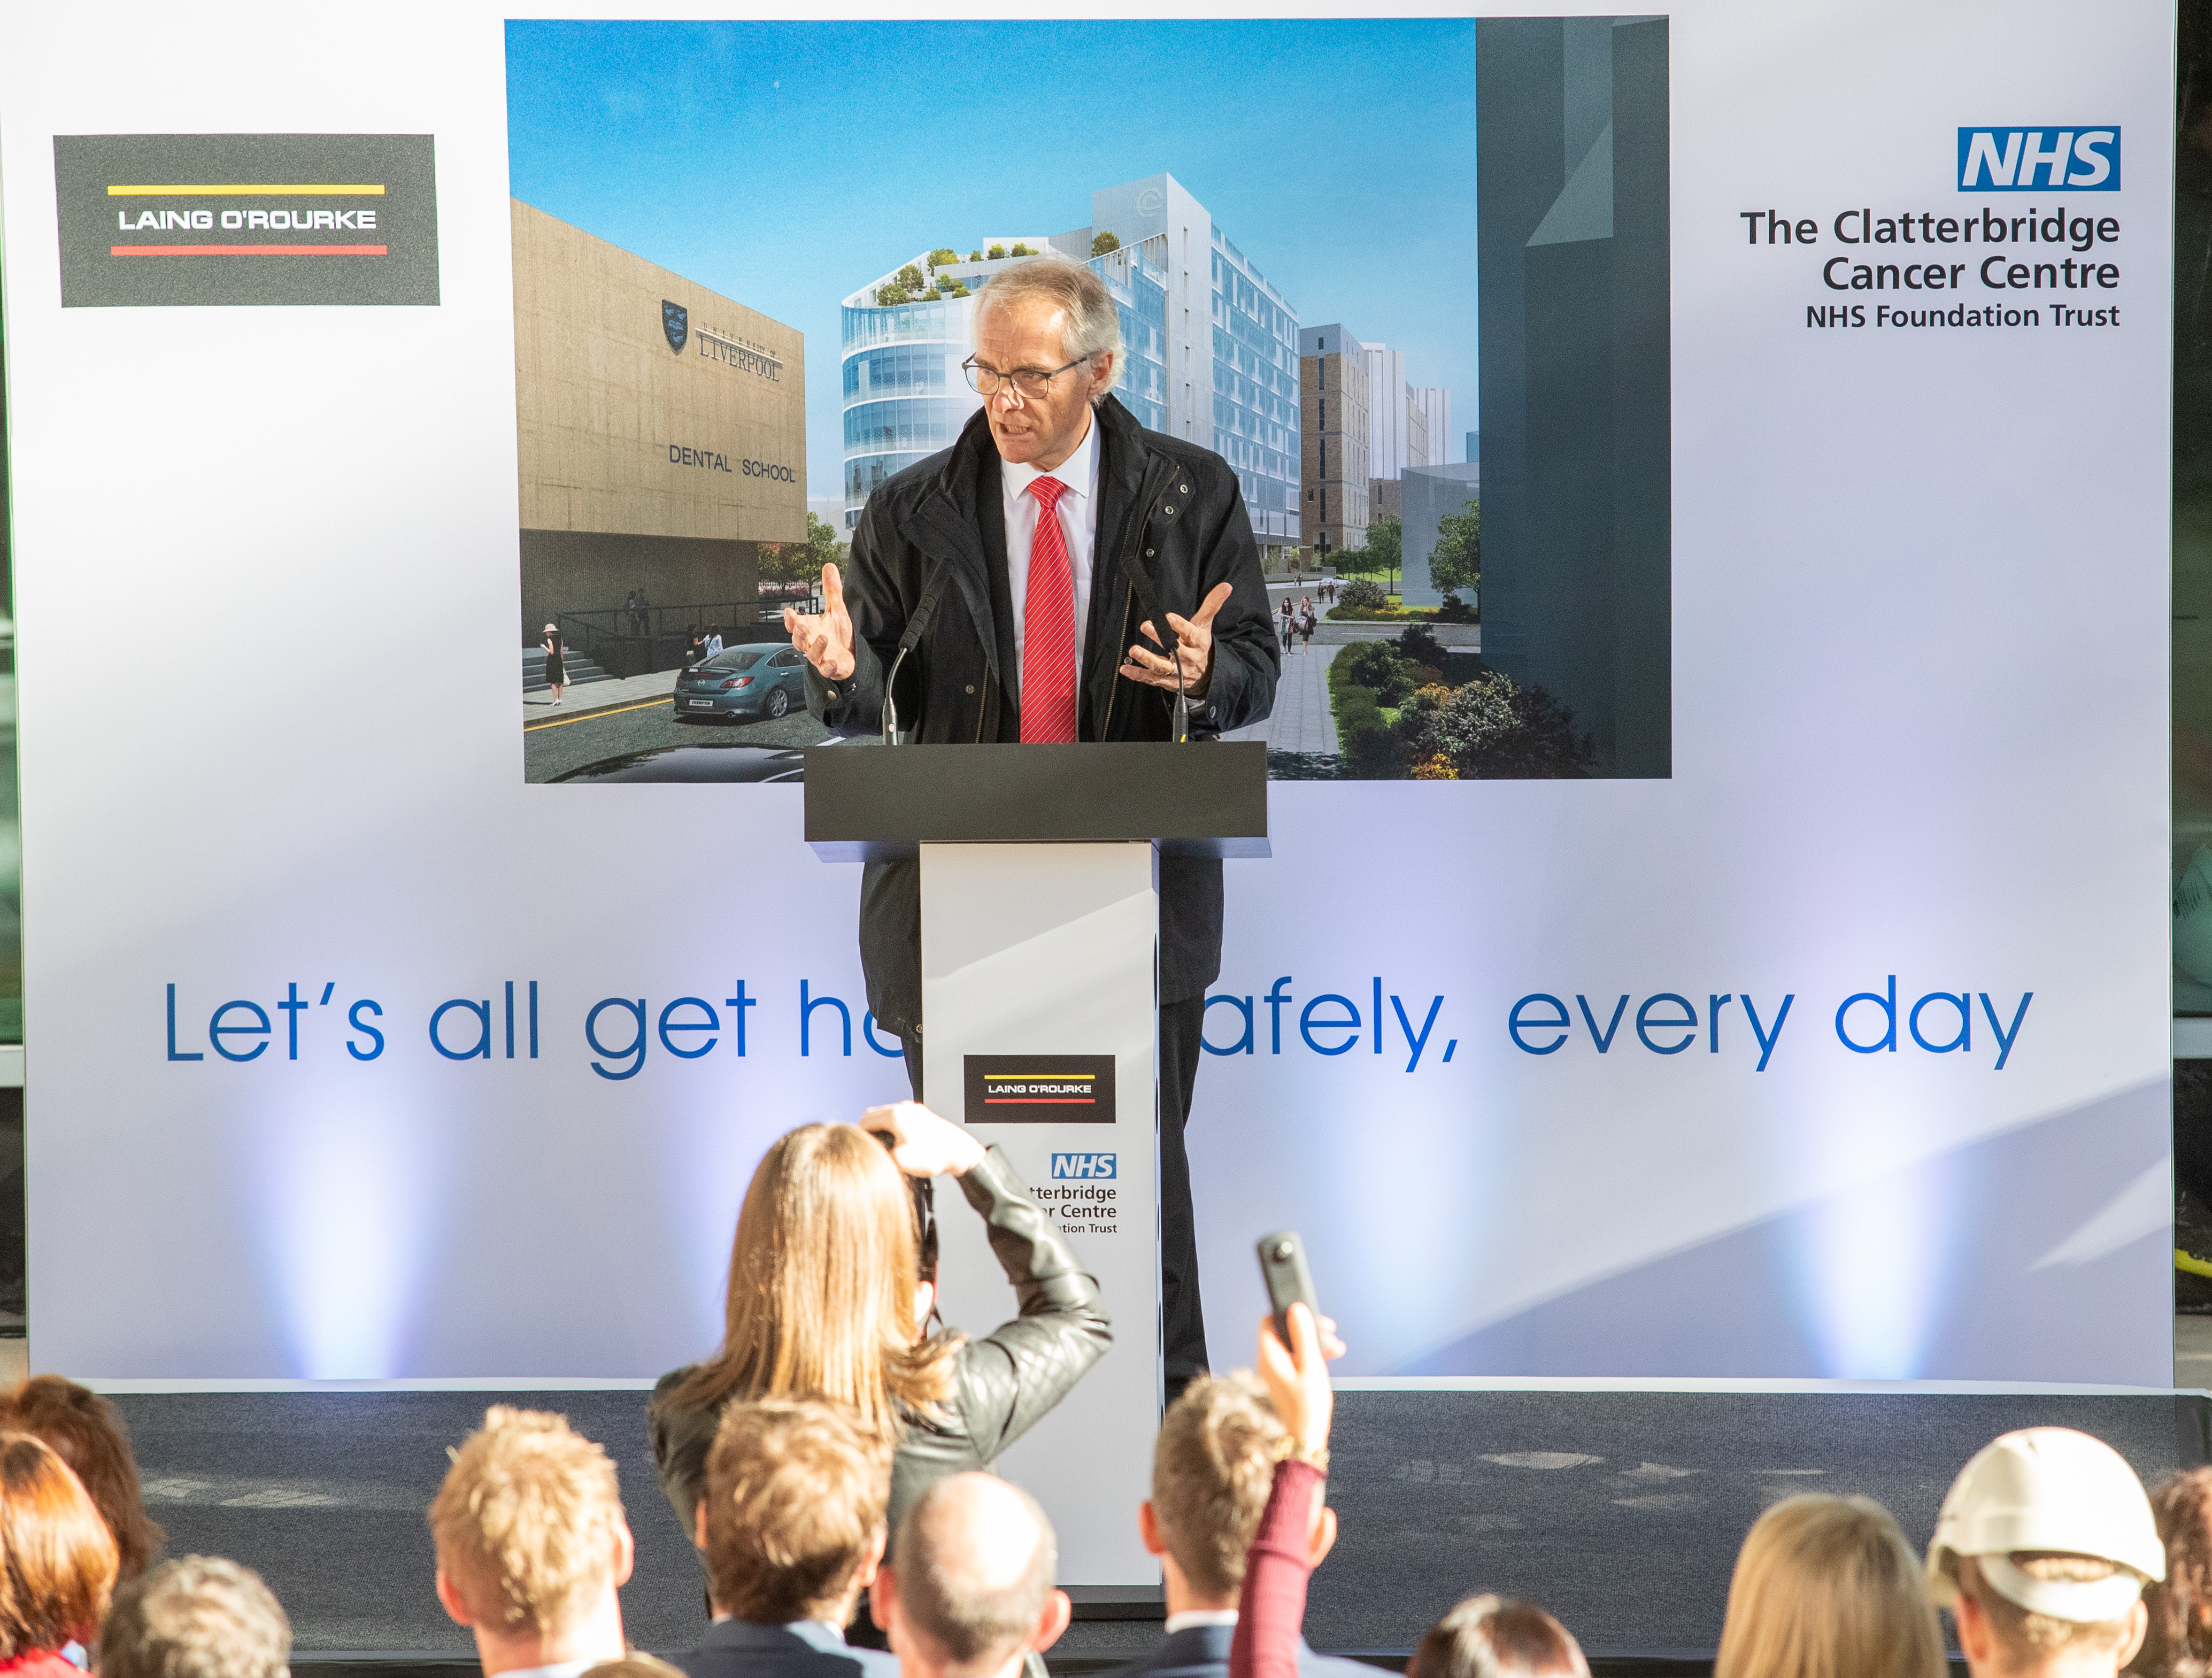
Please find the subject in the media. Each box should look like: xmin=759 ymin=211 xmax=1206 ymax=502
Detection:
xmin=650 ymin=1103 xmax=1111 ymax=1587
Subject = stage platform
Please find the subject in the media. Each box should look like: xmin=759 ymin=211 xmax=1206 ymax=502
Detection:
xmin=110 ymin=1387 xmax=2207 ymax=1675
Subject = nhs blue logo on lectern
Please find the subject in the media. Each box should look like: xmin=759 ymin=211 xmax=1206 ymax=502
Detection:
xmin=1052 ymin=1153 xmax=1117 ymax=1180
xmin=1958 ymin=128 xmax=2119 ymax=190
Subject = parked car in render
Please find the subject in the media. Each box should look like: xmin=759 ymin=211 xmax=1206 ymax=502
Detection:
xmin=674 ymin=642 xmax=806 ymax=722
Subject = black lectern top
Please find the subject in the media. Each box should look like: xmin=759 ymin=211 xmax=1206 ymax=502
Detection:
xmin=803 ymin=741 xmax=1269 ymax=863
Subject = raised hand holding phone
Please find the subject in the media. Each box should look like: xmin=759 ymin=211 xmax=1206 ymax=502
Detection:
xmin=1253 ymin=1229 xmax=1345 ymax=1458
xmin=1256 ymin=1301 xmax=1337 ymax=1459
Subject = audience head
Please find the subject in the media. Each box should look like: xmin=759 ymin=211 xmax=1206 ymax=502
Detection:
xmin=697 ymin=1398 xmax=892 ymax=1626
xmin=1409 ymin=1596 xmax=1589 ymax=1678
xmin=0 ymin=1430 xmax=119 ymax=1656
xmin=675 ymin=1123 xmax=953 ymax=1435
xmin=1930 ymin=1428 xmax=2163 ymax=1678
xmin=2138 ymin=1468 xmax=2212 ymax=1678
xmin=1714 ymin=1494 xmax=1941 ymax=1678
xmin=1140 ymin=1372 xmax=1336 ymax=1610
xmin=580 ymin=1659 xmax=686 ymax=1678
xmin=0 ymin=1375 xmax=165 ymax=1582
xmin=427 ymin=1407 xmax=632 ymax=1654
xmin=882 ymin=1473 xmax=1068 ymax=1678
xmin=98 ymin=1557 xmax=289 ymax=1678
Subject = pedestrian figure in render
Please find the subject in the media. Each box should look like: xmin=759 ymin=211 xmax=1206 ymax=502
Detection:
xmin=542 ymin=624 xmax=567 ymax=706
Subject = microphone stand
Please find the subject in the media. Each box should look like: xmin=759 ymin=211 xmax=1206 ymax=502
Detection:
xmin=1118 ymin=553 xmax=1190 ymax=744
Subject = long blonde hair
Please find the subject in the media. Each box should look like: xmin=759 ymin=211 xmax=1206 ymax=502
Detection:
xmin=673 ymin=1125 xmax=957 ymax=1435
xmin=1715 ymin=1495 xmax=1945 ymax=1678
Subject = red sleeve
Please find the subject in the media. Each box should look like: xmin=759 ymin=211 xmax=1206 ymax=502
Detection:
xmin=1229 ymin=1458 xmax=1324 ymax=1678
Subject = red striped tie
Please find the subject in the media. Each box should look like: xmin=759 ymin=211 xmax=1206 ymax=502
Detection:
xmin=1021 ymin=475 xmax=1077 ymax=744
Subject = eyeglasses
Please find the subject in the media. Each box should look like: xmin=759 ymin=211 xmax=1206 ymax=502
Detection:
xmin=962 ymin=353 xmax=1093 ymax=401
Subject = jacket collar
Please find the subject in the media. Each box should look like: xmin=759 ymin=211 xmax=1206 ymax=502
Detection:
xmin=900 ymin=411 xmax=1003 ymax=684
xmin=1094 ymin=391 xmax=1154 ymax=493
xmin=1144 ymin=1625 xmax=1322 ymax=1672
xmin=1152 ymin=1623 xmax=1236 ymax=1664
xmin=699 ymin=1620 xmax=848 ymax=1654
xmin=1085 ymin=398 xmax=1183 ymax=736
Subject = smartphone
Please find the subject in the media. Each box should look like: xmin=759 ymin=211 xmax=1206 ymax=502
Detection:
xmin=1256 ymin=1229 xmax=1319 ymax=1351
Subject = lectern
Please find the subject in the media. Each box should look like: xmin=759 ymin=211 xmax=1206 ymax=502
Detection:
xmin=805 ymin=740 xmax=1268 ymax=1588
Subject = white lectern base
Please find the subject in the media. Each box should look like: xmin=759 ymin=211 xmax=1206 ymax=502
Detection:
xmin=919 ymin=841 xmax=1160 ymax=1587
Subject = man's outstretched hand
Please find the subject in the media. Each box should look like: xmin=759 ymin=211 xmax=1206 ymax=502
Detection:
xmin=1120 ymin=581 xmax=1233 ymax=699
xmin=784 ymin=563 xmax=857 ymax=681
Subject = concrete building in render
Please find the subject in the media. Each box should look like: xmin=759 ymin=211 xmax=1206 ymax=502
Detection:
xmin=1297 ymin=323 xmax=1369 ymax=559
xmin=1477 ymin=16 xmax=1670 ymax=777
xmin=511 ymin=201 xmax=804 ymax=648
xmin=1361 ymin=343 xmax=1413 ymax=480
xmin=1467 ymin=429 xmax=1480 ymax=463
xmin=839 ymin=173 xmax=1302 ymax=567
xmin=1360 ymin=353 xmax=1454 ymax=546
xmin=1399 ymin=462 xmax=1481 ymax=609
xmin=1416 ymin=387 xmax=1454 ymax=464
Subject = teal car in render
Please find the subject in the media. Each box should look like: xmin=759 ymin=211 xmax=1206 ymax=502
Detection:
xmin=673 ymin=642 xmax=807 ymax=722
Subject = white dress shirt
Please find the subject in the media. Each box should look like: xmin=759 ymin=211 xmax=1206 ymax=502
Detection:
xmin=1000 ymin=407 xmax=1101 ymax=699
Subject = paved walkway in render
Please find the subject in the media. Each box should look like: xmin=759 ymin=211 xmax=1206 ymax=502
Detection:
xmin=1312 ymin=620 xmax=1481 ymax=646
xmin=522 ymin=667 xmax=681 ymax=730
xmin=1227 ymin=643 xmax=1343 ymax=755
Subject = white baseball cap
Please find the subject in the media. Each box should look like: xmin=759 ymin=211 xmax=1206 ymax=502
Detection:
xmin=1926 ymin=1428 xmax=2165 ymax=1622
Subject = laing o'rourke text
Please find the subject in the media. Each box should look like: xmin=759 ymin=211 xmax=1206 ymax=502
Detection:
xmin=1507 ymin=979 xmax=2032 ymax=1071
xmin=1740 ymin=207 xmax=2125 ymax=303
xmin=115 ymin=207 xmax=377 ymax=233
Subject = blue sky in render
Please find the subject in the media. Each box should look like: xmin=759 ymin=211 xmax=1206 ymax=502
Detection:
xmin=505 ymin=19 xmax=1478 ymax=502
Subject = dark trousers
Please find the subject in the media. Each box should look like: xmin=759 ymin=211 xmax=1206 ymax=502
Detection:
xmin=900 ymin=995 xmax=1211 ymax=1392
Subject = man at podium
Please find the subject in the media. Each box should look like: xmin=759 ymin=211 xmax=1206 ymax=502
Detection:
xmin=784 ymin=256 xmax=1279 ymax=1397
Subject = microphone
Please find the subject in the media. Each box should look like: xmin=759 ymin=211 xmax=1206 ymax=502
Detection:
xmin=881 ymin=558 xmax=954 ymax=746
xmin=1119 ymin=553 xmax=1190 ymax=744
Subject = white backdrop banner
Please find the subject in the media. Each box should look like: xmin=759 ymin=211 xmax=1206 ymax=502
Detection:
xmin=0 ymin=0 xmax=2176 ymax=1396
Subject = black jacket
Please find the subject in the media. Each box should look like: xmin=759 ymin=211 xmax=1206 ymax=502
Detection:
xmin=805 ymin=397 xmax=1279 ymax=1034
xmin=1101 ymin=1623 xmax=1377 ymax=1678
xmin=672 ymin=1620 xmax=898 ymax=1678
xmin=648 ymin=1146 xmax=1110 ymax=1557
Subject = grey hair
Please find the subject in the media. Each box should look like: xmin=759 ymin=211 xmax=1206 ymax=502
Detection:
xmin=100 ymin=1557 xmax=292 ymax=1678
xmin=973 ymin=257 xmax=1123 ymax=406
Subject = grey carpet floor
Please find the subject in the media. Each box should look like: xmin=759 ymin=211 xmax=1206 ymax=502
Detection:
xmin=111 ymin=1390 xmax=2205 ymax=1661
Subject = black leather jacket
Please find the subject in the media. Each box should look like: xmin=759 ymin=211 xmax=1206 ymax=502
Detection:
xmin=647 ymin=1146 xmax=1111 ymax=1553
xmin=802 ymin=396 xmax=1279 ymax=1035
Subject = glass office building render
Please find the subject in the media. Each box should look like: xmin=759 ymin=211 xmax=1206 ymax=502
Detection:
xmin=840 ymin=236 xmax=1169 ymax=526
xmin=839 ymin=173 xmax=1299 ymax=564
xmin=1210 ymin=226 xmax=1300 ymax=548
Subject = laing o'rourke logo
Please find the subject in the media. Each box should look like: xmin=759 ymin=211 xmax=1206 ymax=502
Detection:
xmin=962 ymin=1053 xmax=1116 ymax=1125
xmin=53 ymin=134 xmax=438 ymax=307
xmin=1958 ymin=127 xmax=2119 ymax=191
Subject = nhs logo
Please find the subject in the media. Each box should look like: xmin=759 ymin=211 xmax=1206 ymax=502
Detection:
xmin=1957 ymin=127 xmax=2119 ymax=191
xmin=1051 ymin=1152 xmax=1117 ymax=1180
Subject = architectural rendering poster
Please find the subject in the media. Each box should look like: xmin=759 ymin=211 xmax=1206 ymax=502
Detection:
xmin=511 ymin=19 xmax=1668 ymax=787
xmin=0 ymin=0 xmax=2178 ymax=1427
